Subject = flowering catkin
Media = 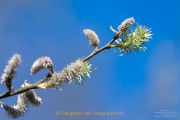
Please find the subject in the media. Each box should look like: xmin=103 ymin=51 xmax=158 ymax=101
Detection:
xmin=21 ymin=80 xmax=42 ymax=107
xmin=83 ymin=29 xmax=100 ymax=48
xmin=118 ymin=17 xmax=135 ymax=33
xmin=43 ymin=59 xmax=84 ymax=88
xmin=1 ymin=53 xmax=21 ymax=92
xmin=1 ymin=94 xmax=28 ymax=119
xmin=37 ymin=59 xmax=92 ymax=89
xmin=31 ymin=56 xmax=53 ymax=75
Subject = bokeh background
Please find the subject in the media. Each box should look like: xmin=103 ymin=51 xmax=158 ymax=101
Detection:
xmin=0 ymin=0 xmax=180 ymax=120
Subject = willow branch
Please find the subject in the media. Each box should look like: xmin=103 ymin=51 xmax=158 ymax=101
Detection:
xmin=0 ymin=75 xmax=50 ymax=99
xmin=0 ymin=31 xmax=121 ymax=100
xmin=83 ymin=33 xmax=122 ymax=62
xmin=83 ymin=44 xmax=111 ymax=62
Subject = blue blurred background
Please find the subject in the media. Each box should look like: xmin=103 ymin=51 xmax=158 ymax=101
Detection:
xmin=0 ymin=0 xmax=180 ymax=120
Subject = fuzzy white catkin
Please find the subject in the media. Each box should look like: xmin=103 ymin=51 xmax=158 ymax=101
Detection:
xmin=83 ymin=29 xmax=100 ymax=47
xmin=1 ymin=53 xmax=21 ymax=91
xmin=31 ymin=56 xmax=53 ymax=75
xmin=45 ymin=59 xmax=84 ymax=88
xmin=118 ymin=17 xmax=135 ymax=33
xmin=1 ymin=94 xmax=28 ymax=119
xmin=21 ymin=81 xmax=42 ymax=107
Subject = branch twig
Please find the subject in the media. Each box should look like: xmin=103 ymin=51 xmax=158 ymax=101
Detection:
xmin=83 ymin=33 xmax=122 ymax=62
xmin=0 ymin=32 xmax=122 ymax=100
xmin=0 ymin=75 xmax=50 ymax=99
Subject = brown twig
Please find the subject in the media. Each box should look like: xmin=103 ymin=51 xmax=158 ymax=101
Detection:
xmin=0 ymin=31 xmax=124 ymax=100
xmin=0 ymin=75 xmax=51 ymax=99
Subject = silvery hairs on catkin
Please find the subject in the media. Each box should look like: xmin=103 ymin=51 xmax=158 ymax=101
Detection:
xmin=31 ymin=56 xmax=53 ymax=75
xmin=45 ymin=59 xmax=84 ymax=88
xmin=1 ymin=94 xmax=28 ymax=119
xmin=83 ymin=29 xmax=100 ymax=48
xmin=21 ymin=80 xmax=42 ymax=107
xmin=0 ymin=53 xmax=21 ymax=92
xmin=118 ymin=17 xmax=135 ymax=33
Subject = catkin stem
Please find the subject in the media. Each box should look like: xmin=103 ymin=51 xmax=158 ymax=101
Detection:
xmin=83 ymin=33 xmax=122 ymax=62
